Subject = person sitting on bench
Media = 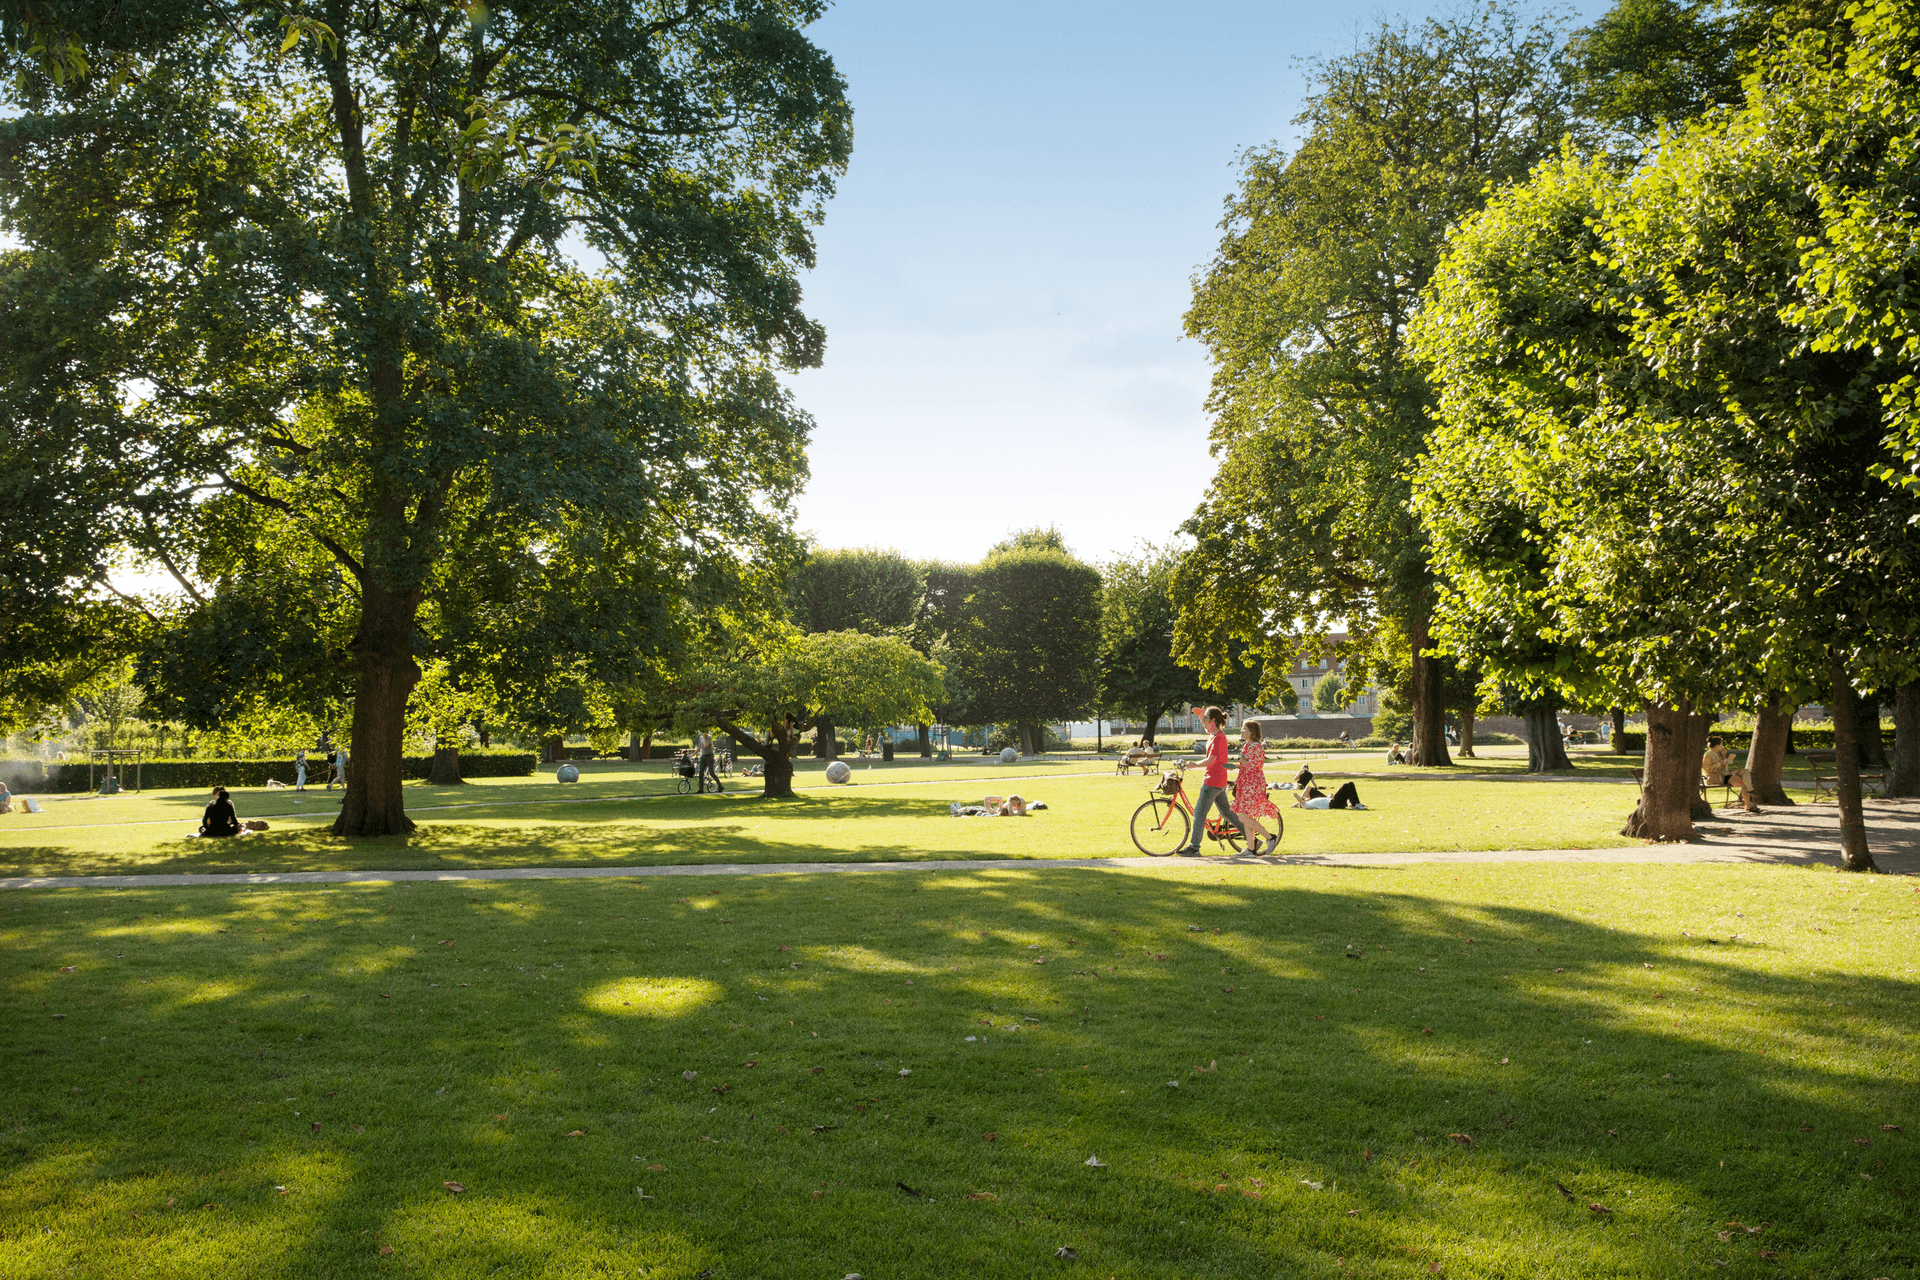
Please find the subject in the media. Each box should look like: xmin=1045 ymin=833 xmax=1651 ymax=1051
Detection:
xmin=1291 ymin=781 xmax=1367 ymax=810
xmin=1702 ymin=737 xmax=1753 ymax=806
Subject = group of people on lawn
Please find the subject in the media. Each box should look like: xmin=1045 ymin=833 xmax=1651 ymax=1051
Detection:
xmin=1180 ymin=705 xmax=1367 ymax=857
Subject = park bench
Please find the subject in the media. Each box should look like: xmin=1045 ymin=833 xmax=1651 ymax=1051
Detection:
xmin=1804 ymin=751 xmax=1886 ymax=802
xmin=1116 ymin=748 xmax=1162 ymax=776
xmin=1629 ymin=767 xmax=1741 ymax=807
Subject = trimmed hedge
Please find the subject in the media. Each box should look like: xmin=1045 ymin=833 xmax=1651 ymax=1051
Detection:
xmin=1610 ymin=728 xmax=1892 ymax=753
xmin=2 ymin=752 xmax=536 ymax=794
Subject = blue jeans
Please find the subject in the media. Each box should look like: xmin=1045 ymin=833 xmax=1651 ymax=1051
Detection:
xmin=1187 ymin=784 xmax=1246 ymax=850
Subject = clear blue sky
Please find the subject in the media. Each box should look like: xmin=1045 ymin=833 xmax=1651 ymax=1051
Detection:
xmin=786 ymin=0 xmax=1601 ymax=566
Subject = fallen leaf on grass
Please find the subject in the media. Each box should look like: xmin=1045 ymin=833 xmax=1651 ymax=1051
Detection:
xmin=1193 ymin=1061 xmax=1217 ymax=1074
xmin=58 ymin=966 xmax=77 ymax=973
xmin=567 ymin=1130 xmax=586 ymax=1137
xmin=812 ymin=1124 xmax=839 ymax=1134
xmin=311 ymin=1122 xmax=321 ymax=1134
xmin=1855 ymin=1138 xmax=1873 ymax=1147
xmin=378 ymin=1245 xmax=393 ymax=1256
xmin=647 ymin=1164 xmax=665 ymax=1171
xmin=982 ymin=1132 xmax=998 ymax=1142
xmin=1055 ymin=1246 xmax=1079 ymax=1260
xmin=1757 ymin=1249 xmax=1781 ymax=1259
xmin=897 ymin=1182 xmax=921 ymax=1196
xmin=1300 ymin=1179 xmax=1323 ymax=1190
xmin=1554 ymin=1181 xmax=1575 ymax=1201
xmin=711 ymin=1085 xmax=731 ymax=1096
xmin=967 ymin=1192 xmax=998 ymax=1201
xmin=1588 ymin=1203 xmax=1612 ymax=1215
xmin=635 ymin=1187 xmax=654 ymax=1200
xmin=1084 ymin=1156 xmax=1107 ymax=1169
xmin=492 ymin=1113 xmax=508 ymax=1122
xmin=443 ymin=1182 xmax=464 ymax=1194
xmin=812 ymin=1066 xmax=825 ymax=1075
xmin=1448 ymin=1134 xmax=1473 ymax=1146
xmin=682 ymin=1070 xmax=698 ymax=1081
xmin=1799 ymin=1125 xmax=1814 ymax=1132
xmin=1347 ymin=1209 xmax=1360 ymax=1216
xmin=353 ymin=1125 xmax=364 ymax=1134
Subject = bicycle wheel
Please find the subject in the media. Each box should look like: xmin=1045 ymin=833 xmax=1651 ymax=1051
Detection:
xmin=677 ymin=776 xmax=693 ymax=795
xmin=704 ymin=775 xmax=723 ymax=794
xmin=1207 ymin=819 xmax=1244 ymax=855
xmin=1130 ymin=798 xmax=1190 ymax=856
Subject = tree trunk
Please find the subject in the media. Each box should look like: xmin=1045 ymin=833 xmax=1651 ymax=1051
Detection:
xmin=640 ymin=728 xmax=654 ymax=761
xmin=427 ymin=746 xmax=464 ymax=785
xmin=1521 ymin=704 xmax=1571 ymax=773
xmin=1829 ymin=662 xmax=1877 ymax=872
xmin=477 ymin=722 xmax=490 ymax=747
xmin=1684 ymin=709 xmax=1714 ymax=820
xmin=916 ymin=722 xmax=932 ymax=758
xmin=1855 ymin=687 xmax=1889 ymax=770
xmin=718 ymin=715 xmax=800 ymax=800
xmin=1406 ymin=616 xmax=1453 ymax=768
xmin=1890 ymin=681 xmax=1920 ymax=798
xmin=813 ymin=717 xmax=838 ymax=760
xmin=333 ymin=583 xmax=420 ymax=837
xmin=1609 ymin=706 xmax=1628 ymax=753
xmin=543 ymin=734 xmax=565 ymax=764
xmin=1456 ymin=708 xmax=1476 ymax=758
xmin=1745 ymin=696 xmax=1795 ymax=807
xmin=1623 ymin=700 xmax=1697 ymax=840
xmin=1141 ymin=702 xmax=1164 ymax=746
xmin=1017 ymin=720 xmax=1039 ymax=755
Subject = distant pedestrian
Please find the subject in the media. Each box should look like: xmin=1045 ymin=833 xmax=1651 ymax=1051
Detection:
xmin=332 ymin=748 xmax=349 ymax=788
xmin=294 ymin=748 xmax=308 ymax=792
xmin=697 ymin=731 xmax=719 ymax=792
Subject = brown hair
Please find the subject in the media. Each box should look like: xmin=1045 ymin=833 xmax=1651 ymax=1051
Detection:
xmin=1204 ymin=705 xmax=1226 ymax=728
xmin=1242 ymin=720 xmax=1263 ymax=742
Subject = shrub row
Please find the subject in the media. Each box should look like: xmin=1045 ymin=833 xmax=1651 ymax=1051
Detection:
xmin=2 ymin=753 xmax=536 ymax=794
xmin=1610 ymin=728 xmax=1894 ymax=753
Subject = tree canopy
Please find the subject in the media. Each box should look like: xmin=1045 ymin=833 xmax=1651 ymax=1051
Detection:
xmin=0 ymin=0 xmax=850 ymax=833
xmin=1176 ymin=2 xmax=1581 ymax=767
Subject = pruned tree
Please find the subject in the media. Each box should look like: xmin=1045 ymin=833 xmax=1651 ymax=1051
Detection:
xmin=949 ymin=541 xmax=1101 ymax=755
xmin=787 ymin=546 xmax=923 ymax=757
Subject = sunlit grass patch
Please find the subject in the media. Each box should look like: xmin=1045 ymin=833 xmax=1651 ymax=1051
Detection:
xmin=2 ymin=862 xmax=1914 ymax=1278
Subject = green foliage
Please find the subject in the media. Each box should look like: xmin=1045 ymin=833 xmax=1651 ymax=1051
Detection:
xmin=788 ymin=547 xmax=923 ymax=636
xmin=1175 ymin=3 xmax=1581 ymax=751
xmin=3 ymin=751 xmax=535 ymax=795
xmin=695 ymin=630 xmax=944 ymax=743
xmin=406 ymin=662 xmax=491 ymax=755
xmin=1311 ymin=676 xmax=1348 ymax=715
xmin=0 ymin=0 xmax=851 ymax=824
xmin=1412 ymin=5 xmax=1920 ymax=711
xmin=949 ymin=545 xmax=1101 ymax=730
xmin=1099 ymin=543 xmax=1287 ymax=736
xmin=1566 ymin=0 xmax=1740 ymax=139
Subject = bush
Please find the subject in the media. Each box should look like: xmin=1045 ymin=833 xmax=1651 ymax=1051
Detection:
xmin=1604 ymin=726 xmax=1891 ymax=753
xmin=1473 ymin=731 xmax=1523 ymax=746
xmin=1372 ymin=705 xmax=1412 ymax=742
xmin=1 ymin=752 xmax=536 ymax=794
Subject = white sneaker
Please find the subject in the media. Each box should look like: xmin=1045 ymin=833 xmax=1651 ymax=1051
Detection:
xmin=1351 ymin=802 xmax=1368 ymax=810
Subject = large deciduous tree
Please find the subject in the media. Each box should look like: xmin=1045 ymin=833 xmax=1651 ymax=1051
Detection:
xmin=1176 ymin=3 xmax=1580 ymax=768
xmin=1413 ymin=4 xmax=1920 ymax=863
xmin=1100 ymin=543 xmax=1287 ymax=745
xmin=0 ymin=1 xmax=849 ymax=836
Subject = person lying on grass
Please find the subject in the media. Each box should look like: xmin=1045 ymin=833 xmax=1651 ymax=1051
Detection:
xmin=950 ymin=794 xmax=1045 ymax=817
xmin=1291 ymin=781 xmax=1367 ymax=810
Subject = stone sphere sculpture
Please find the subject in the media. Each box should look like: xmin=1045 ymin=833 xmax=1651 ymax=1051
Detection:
xmin=999 ymin=746 xmax=1019 ymax=764
xmin=555 ymin=763 xmax=580 ymax=783
xmin=825 ymin=760 xmax=853 ymax=784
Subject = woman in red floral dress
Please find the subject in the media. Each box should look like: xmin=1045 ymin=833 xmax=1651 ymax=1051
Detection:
xmin=1234 ymin=721 xmax=1280 ymax=854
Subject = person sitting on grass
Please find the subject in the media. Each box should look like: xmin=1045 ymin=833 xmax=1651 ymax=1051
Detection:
xmin=198 ymin=787 xmax=242 ymax=838
xmin=1386 ymin=742 xmax=1410 ymax=765
xmin=1291 ymin=780 xmax=1367 ymax=810
xmin=1292 ymin=764 xmax=1315 ymax=791
xmin=0 ymin=780 xmax=12 ymax=813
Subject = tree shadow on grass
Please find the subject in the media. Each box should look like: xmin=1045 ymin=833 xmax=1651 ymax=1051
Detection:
xmin=3 ymin=869 xmax=1914 ymax=1278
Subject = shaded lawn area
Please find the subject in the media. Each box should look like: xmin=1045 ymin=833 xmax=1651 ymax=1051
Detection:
xmin=0 ymin=778 xmax=1646 ymax=879
xmin=2 ymin=862 xmax=1914 ymax=1279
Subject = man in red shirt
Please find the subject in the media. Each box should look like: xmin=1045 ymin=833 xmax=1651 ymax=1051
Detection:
xmin=1180 ymin=706 xmax=1248 ymax=856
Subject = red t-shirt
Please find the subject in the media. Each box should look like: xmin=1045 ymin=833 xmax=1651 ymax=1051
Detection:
xmin=1202 ymin=730 xmax=1230 ymax=789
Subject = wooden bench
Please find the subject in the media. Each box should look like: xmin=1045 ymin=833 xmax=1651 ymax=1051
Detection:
xmin=1805 ymin=751 xmax=1886 ymax=802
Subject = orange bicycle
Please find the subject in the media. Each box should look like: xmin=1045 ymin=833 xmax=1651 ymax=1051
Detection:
xmin=1131 ymin=761 xmax=1268 ymax=856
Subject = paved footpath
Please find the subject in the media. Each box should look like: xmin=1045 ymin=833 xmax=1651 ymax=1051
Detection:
xmin=5 ymin=801 xmax=1913 ymax=890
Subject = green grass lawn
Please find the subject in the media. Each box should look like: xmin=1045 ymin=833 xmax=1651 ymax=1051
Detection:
xmin=0 ymin=765 xmax=1653 ymax=879
xmin=3 ymin=861 xmax=1914 ymax=1278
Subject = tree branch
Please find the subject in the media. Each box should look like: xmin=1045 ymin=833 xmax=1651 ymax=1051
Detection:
xmin=217 ymin=473 xmax=367 ymax=583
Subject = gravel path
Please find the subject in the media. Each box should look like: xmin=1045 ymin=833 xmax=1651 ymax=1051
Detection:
xmin=4 ymin=799 xmax=1911 ymax=889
